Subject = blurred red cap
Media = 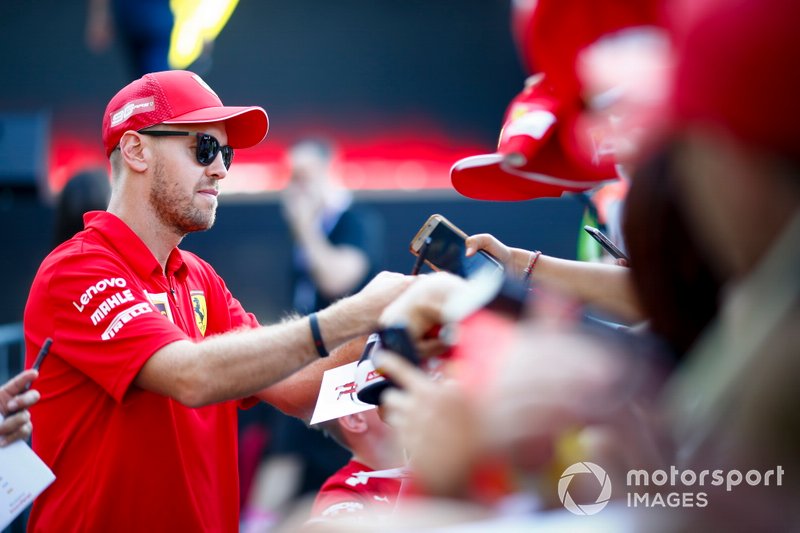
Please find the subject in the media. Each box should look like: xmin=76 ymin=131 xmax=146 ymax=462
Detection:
xmin=102 ymin=70 xmax=269 ymax=156
xmin=451 ymin=75 xmax=617 ymax=201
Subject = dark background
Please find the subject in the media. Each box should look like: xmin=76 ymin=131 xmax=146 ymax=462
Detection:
xmin=0 ymin=0 xmax=526 ymax=145
xmin=0 ymin=1 xmax=589 ymax=326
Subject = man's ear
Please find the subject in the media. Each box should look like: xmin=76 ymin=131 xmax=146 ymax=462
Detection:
xmin=338 ymin=412 xmax=368 ymax=434
xmin=118 ymin=131 xmax=148 ymax=173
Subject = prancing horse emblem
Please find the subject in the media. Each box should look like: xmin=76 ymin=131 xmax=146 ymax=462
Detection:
xmin=190 ymin=290 xmax=207 ymax=336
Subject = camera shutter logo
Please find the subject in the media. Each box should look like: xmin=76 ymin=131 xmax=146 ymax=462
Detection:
xmin=558 ymin=462 xmax=613 ymax=515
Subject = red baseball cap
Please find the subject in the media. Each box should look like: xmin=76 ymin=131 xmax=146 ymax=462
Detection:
xmin=451 ymin=75 xmax=618 ymax=201
xmin=102 ymin=70 xmax=269 ymax=156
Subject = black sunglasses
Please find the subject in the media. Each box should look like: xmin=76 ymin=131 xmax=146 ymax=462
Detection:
xmin=139 ymin=130 xmax=234 ymax=169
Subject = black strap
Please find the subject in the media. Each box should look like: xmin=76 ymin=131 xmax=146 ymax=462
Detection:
xmin=308 ymin=312 xmax=329 ymax=357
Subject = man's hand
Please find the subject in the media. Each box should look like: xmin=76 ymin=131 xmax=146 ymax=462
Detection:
xmin=0 ymin=369 xmax=40 ymax=446
xmin=280 ymin=183 xmax=323 ymax=239
xmin=354 ymin=271 xmax=416 ymax=313
xmin=379 ymin=272 xmax=466 ymax=357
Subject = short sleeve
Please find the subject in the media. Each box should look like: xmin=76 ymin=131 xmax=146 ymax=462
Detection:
xmin=50 ymin=252 xmax=189 ymax=403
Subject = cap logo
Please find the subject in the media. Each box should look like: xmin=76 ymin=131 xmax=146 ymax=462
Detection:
xmin=191 ymin=74 xmax=218 ymax=98
xmin=110 ymin=97 xmax=155 ymax=127
xmin=501 ymin=107 xmax=557 ymax=142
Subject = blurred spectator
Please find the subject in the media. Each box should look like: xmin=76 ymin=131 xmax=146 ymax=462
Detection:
xmin=282 ymin=137 xmax=384 ymax=314
xmin=373 ymin=0 xmax=800 ymax=529
xmin=660 ymin=0 xmax=800 ymax=527
xmin=622 ymin=143 xmax=721 ymax=359
xmin=53 ymin=168 xmax=111 ymax=246
xmin=241 ymin=141 xmax=386 ymax=524
xmin=309 ymin=407 xmax=404 ymax=522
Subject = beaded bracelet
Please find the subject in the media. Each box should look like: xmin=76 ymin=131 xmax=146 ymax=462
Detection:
xmin=522 ymin=250 xmax=542 ymax=282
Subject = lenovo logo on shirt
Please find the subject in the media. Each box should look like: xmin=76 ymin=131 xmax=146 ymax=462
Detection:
xmin=73 ymin=278 xmax=128 ymax=313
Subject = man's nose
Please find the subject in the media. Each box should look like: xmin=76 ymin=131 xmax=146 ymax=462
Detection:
xmin=206 ymin=151 xmax=228 ymax=180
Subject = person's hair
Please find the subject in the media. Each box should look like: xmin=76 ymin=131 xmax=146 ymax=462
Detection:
xmin=622 ymin=142 xmax=721 ymax=359
xmin=289 ymin=137 xmax=336 ymax=163
xmin=316 ymin=418 xmax=350 ymax=451
xmin=109 ymin=149 xmax=124 ymax=181
xmin=53 ymin=169 xmax=111 ymax=246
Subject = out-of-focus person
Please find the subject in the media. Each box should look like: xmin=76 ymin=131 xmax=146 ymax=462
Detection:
xmin=53 ymin=168 xmax=111 ymax=246
xmin=282 ymin=137 xmax=383 ymax=314
xmin=659 ymin=0 xmax=800 ymax=527
xmin=240 ymin=138 xmax=386 ymax=526
xmin=309 ymin=406 xmax=404 ymax=522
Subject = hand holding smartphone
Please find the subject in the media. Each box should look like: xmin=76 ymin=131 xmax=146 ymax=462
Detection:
xmin=410 ymin=214 xmax=503 ymax=277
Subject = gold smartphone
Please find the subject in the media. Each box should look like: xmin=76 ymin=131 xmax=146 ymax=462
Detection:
xmin=409 ymin=214 xmax=502 ymax=277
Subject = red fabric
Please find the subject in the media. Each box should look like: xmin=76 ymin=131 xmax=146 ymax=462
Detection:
xmin=670 ymin=0 xmax=800 ymax=161
xmin=310 ymin=460 xmax=402 ymax=519
xmin=24 ymin=211 xmax=259 ymax=533
xmin=102 ymin=70 xmax=268 ymax=155
xmin=523 ymin=0 xmax=661 ymax=98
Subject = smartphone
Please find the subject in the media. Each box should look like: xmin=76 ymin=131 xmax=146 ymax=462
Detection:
xmin=377 ymin=326 xmax=421 ymax=366
xmin=355 ymin=329 xmax=419 ymax=406
xmin=410 ymin=214 xmax=503 ymax=277
xmin=583 ymin=225 xmax=629 ymax=261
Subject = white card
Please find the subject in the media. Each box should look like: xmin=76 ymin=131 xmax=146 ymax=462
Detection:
xmin=309 ymin=361 xmax=375 ymax=425
xmin=0 ymin=440 xmax=55 ymax=529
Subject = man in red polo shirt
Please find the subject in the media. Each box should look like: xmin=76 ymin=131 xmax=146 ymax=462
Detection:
xmin=23 ymin=70 xmax=411 ymax=532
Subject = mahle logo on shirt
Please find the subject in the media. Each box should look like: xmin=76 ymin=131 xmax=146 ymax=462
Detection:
xmin=191 ymin=290 xmax=207 ymax=336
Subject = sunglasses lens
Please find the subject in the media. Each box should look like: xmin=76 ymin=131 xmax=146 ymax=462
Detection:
xmin=195 ymin=134 xmax=219 ymax=166
xmin=221 ymin=146 xmax=234 ymax=169
xmin=195 ymin=134 xmax=233 ymax=169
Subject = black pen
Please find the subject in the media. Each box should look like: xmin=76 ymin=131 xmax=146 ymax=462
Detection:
xmin=24 ymin=338 xmax=52 ymax=391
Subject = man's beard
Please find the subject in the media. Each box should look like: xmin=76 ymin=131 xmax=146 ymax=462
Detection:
xmin=150 ymin=160 xmax=216 ymax=236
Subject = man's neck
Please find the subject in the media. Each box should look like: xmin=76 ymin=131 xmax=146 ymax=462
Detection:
xmin=107 ymin=202 xmax=183 ymax=272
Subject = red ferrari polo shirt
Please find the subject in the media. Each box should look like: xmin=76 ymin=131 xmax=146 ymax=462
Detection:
xmin=24 ymin=211 xmax=259 ymax=532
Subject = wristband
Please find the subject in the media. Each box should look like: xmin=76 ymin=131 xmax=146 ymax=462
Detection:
xmin=522 ymin=250 xmax=542 ymax=282
xmin=308 ymin=312 xmax=329 ymax=357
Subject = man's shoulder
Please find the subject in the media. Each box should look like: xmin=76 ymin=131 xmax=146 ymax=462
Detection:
xmin=37 ymin=233 xmax=124 ymax=281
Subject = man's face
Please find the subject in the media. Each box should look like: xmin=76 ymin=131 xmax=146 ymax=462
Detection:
xmin=288 ymin=148 xmax=328 ymax=192
xmin=147 ymin=122 xmax=228 ymax=236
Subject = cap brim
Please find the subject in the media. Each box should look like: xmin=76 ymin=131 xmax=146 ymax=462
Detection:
xmin=164 ymin=106 xmax=269 ymax=148
xmin=451 ymin=153 xmax=616 ymax=201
